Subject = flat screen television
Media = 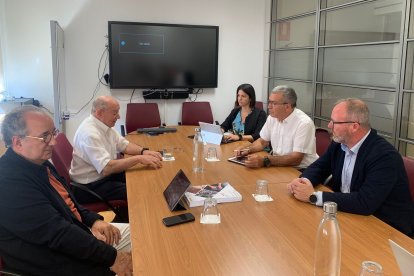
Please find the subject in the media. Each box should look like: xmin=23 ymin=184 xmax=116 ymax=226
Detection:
xmin=108 ymin=21 xmax=219 ymax=89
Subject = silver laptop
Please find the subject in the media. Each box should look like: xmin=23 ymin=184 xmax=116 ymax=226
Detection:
xmin=388 ymin=239 xmax=414 ymax=276
xmin=199 ymin=122 xmax=223 ymax=145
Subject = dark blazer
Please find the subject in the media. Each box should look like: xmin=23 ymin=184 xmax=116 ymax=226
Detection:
xmin=302 ymin=129 xmax=414 ymax=236
xmin=0 ymin=148 xmax=116 ymax=276
xmin=220 ymin=107 xmax=267 ymax=141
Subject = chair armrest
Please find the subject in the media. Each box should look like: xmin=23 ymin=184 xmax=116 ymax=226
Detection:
xmin=0 ymin=266 xmax=25 ymax=275
xmin=70 ymin=182 xmax=126 ymax=220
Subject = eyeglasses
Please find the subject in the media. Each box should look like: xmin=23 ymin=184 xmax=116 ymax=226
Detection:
xmin=24 ymin=129 xmax=60 ymax=144
xmin=268 ymin=101 xmax=288 ymax=106
xmin=329 ymin=120 xmax=360 ymax=126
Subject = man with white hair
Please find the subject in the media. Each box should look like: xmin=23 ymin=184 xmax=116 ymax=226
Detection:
xmin=70 ymin=95 xmax=162 ymax=204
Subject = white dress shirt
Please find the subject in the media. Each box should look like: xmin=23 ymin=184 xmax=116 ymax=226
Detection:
xmin=340 ymin=130 xmax=370 ymax=193
xmin=259 ymin=108 xmax=319 ymax=168
xmin=70 ymin=115 xmax=129 ymax=184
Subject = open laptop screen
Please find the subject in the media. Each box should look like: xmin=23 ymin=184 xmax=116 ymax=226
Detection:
xmin=163 ymin=169 xmax=191 ymax=211
xmin=389 ymin=239 xmax=414 ymax=276
xmin=199 ymin=122 xmax=223 ymax=145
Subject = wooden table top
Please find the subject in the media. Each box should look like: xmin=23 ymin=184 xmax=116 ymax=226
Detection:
xmin=125 ymin=126 xmax=414 ymax=275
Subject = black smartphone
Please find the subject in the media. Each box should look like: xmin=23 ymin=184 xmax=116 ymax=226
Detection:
xmin=162 ymin=213 xmax=195 ymax=227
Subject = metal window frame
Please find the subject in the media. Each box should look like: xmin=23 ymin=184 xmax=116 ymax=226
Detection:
xmin=268 ymin=0 xmax=411 ymax=149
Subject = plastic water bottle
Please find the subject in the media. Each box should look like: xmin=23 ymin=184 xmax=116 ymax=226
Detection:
xmin=314 ymin=201 xmax=341 ymax=276
xmin=192 ymin=127 xmax=204 ymax=173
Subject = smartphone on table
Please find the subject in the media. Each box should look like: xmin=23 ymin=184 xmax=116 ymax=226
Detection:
xmin=162 ymin=213 xmax=195 ymax=227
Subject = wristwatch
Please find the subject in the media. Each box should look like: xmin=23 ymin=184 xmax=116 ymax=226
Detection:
xmin=309 ymin=192 xmax=318 ymax=204
xmin=263 ymin=157 xmax=271 ymax=168
xmin=140 ymin=147 xmax=149 ymax=155
xmin=238 ymin=134 xmax=243 ymax=141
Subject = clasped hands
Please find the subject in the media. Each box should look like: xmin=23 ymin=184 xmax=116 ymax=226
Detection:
xmin=287 ymin=177 xmax=315 ymax=202
xmin=92 ymin=220 xmax=133 ymax=275
xmin=91 ymin=220 xmax=121 ymax=246
xmin=140 ymin=150 xmax=163 ymax=169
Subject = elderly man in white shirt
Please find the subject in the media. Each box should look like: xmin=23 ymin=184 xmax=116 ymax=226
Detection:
xmin=235 ymin=85 xmax=318 ymax=169
xmin=70 ymin=95 xmax=162 ymax=204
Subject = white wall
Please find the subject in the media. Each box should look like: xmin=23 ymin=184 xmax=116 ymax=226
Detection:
xmin=2 ymin=0 xmax=269 ymax=141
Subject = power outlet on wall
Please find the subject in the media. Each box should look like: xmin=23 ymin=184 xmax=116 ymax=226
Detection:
xmin=62 ymin=111 xmax=70 ymax=120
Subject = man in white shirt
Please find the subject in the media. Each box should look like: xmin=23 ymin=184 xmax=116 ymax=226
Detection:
xmin=70 ymin=96 xmax=162 ymax=204
xmin=236 ymin=85 xmax=318 ymax=169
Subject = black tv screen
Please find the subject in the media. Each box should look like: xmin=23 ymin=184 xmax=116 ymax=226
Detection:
xmin=108 ymin=21 xmax=219 ymax=89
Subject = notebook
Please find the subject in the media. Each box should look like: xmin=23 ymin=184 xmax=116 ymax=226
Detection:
xmin=199 ymin=122 xmax=223 ymax=145
xmin=163 ymin=170 xmax=191 ymax=211
xmin=388 ymin=239 xmax=414 ymax=276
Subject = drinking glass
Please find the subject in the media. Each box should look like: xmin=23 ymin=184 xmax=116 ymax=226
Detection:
xmin=254 ymin=179 xmax=269 ymax=201
xmin=359 ymin=261 xmax=383 ymax=276
xmin=207 ymin=147 xmax=218 ymax=160
xmin=163 ymin=147 xmax=174 ymax=160
xmin=200 ymin=197 xmax=221 ymax=224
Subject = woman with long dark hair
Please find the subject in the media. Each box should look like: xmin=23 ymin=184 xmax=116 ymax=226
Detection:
xmin=221 ymin=83 xmax=267 ymax=142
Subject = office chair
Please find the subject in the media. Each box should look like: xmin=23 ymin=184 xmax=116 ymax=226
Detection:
xmin=402 ymin=156 xmax=414 ymax=201
xmin=0 ymin=256 xmax=25 ymax=276
xmin=315 ymin=128 xmax=331 ymax=157
xmin=125 ymin=103 xmax=161 ymax=133
xmin=51 ymin=133 xmax=128 ymax=221
xmin=180 ymin=101 xmax=216 ymax=125
xmin=255 ymin=101 xmax=264 ymax=110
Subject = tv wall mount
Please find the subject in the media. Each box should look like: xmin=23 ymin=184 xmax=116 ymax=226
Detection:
xmin=143 ymin=88 xmax=193 ymax=99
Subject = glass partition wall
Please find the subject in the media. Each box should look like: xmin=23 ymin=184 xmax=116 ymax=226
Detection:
xmin=268 ymin=0 xmax=414 ymax=157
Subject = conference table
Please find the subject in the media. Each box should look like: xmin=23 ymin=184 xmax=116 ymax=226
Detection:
xmin=125 ymin=126 xmax=414 ymax=275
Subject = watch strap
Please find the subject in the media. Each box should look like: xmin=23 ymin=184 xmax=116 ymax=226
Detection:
xmin=140 ymin=147 xmax=149 ymax=155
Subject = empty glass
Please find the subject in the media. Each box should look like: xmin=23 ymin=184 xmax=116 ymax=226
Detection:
xmin=359 ymin=261 xmax=383 ymax=276
xmin=200 ymin=197 xmax=221 ymax=224
xmin=207 ymin=147 xmax=218 ymax=161
xmin=163 ymin=147 xmax=174 ymax=160
xmin=254 ymin=179 xmax=269 ymax=201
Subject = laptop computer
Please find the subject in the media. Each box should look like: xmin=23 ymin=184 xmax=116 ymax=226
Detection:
xmin=199 ymin=122 xmax=223 ymax=145
xmin=163 ymin=170 xmax=191 ymax=211
xmin=389 ymin=239 xmax=414 ymax=276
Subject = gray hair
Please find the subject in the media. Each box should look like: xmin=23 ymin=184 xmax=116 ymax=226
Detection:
xmin=1 ymin=105 xmax=49 ymax=147
xmin=335 ymin=98 xmax=371 ymax=129
xmin=271 ymin=85 xmax=297 ymax=108
xmin=91 ymin=97 xmax=109 ymax=114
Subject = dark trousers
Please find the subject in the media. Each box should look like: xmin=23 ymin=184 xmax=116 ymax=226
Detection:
xmin=72 ymin=172 xmax=127 ymax=204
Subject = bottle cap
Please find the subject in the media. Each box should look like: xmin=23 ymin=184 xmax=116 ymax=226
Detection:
xmin=323 ymin=201 xmax=337 ymax=214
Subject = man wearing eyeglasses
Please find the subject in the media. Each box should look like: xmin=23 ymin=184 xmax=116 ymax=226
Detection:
xmin=70 ymin=95 xmax=163 ymax=205
xmin=235 ymin=85 xmax=318 ymax=169
xmin=288 ymin=98 xmax=414 ymax=236
xmin=0 ymin=106 xmax=132 ymax=275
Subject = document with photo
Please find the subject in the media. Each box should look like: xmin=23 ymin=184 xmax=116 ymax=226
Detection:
xmin=184 ymin=182 xmax=242 ymax=207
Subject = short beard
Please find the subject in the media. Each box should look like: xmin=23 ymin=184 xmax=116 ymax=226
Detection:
xmin=332 ymin=135 xmax=345 ymax=144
